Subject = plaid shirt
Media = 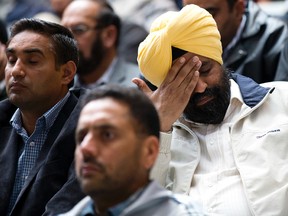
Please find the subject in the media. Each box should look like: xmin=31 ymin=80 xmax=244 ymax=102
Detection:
xmin=7 ymin=92 xmax=70 ymax=213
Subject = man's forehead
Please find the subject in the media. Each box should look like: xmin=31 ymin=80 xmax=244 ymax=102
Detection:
xmin=7 ymin=31 xmax=52 ymax=52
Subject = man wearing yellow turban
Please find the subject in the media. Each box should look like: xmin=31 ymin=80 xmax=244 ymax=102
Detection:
xmin=133 ymin=4 xmax=288 ymax=216
xmin=138 ymin=4 xmax=222 ymax=87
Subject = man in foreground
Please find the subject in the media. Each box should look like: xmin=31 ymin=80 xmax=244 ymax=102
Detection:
xmin=61 ymin=85 xmax=205 ymax=216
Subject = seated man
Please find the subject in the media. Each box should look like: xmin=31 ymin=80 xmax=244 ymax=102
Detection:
xmin=134 ymin=4 xmax=288 ymax=215
xmin=183 ymin=0 xmax=288 ymax=83
xmin=61 ymin=0 xmax=143 ymax=90
xmin=60 ymin=85 xmax=204 ymax=216
xmin=0 ymin=18 xmax=85 ymax=215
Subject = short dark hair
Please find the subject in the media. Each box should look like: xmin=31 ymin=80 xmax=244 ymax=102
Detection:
xmin=172 ymin=46 xmax=187 ymax=61
xmin=9 ymin=18 xmax=79 ymax=67
xmin=8 ymin=18 xmax=79 ymax=88
xmin=86 ymin=0 xmax=121 ymax=47
xmin=79 ymin=85 xmax=160 ymax=139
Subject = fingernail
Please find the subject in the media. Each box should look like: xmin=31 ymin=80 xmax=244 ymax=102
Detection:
xmin=193 ymin=56 xmax=199 ymax=62
xmin=179 ymin=57 xmax=185 ymax=64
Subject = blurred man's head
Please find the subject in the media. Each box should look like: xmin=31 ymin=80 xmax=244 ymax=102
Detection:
xmin=50 ymin=0 xmax=73 ymax=17
xmin=182 ymin=0 xmax=245 ymax=49
xmin=61 ymin=0 xmax=121 ymax=77
xmin=75 ymin=85 xmax=160 ymax=208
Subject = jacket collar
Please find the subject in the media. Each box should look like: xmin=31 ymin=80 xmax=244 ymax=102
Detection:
xmin=231 ymin=73 xmax=271 ymax=108
xmin=242 ymin=1 xmax=267 ymax=38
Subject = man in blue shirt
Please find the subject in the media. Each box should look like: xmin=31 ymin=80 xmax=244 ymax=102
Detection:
xmin=0 ymin=18 xmax=85 ymax=215
xmin=60 ymin=85 xmax=204 ymax=216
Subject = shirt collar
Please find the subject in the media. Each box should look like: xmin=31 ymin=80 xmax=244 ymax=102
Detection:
xmin=107 ymin=186 xmax=145 ymax=216
xmin=96 ymin=57 xmax=118 ymax=86
xmin=74 ymin=57 xmax=118 ymax=89
xmin=10 ymin=92 xmax=71 ymax=132
xmin=85 ymin=184 xmax=147 ymax=216
xmin=81 ymin=199 xmax=96 ymax=216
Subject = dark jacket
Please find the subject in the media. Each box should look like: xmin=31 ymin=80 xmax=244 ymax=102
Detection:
xmin=0 ymin=90 xmax=86 ymax=216
xmin=225 ymin=1 xmax=288 ymax=83
xmin=274 ymin=42 xmax=288 ymax=81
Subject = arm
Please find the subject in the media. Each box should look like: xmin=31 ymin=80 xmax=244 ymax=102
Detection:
xmin=43 ymin=161 xmax=85 ymax=216
xmin=150 ymin=132 xmax=172 ymax=185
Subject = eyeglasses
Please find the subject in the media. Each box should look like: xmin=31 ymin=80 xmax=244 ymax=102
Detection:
xmin=69 ymin=24 xmax=102 ymax=36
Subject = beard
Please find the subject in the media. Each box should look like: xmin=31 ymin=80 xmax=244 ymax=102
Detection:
xmin=77 ymin=34 xmax=106 ymax=76
xmin=184 ymin=69 xmax=231 ymax=124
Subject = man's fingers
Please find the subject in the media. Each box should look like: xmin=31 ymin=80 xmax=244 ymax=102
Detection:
xmin=163 ymin=53 xmax=200 ymax=88
xmin=132 ymin=78 xmax=153 ymax=95
xmin=163 ymin=56 xmax=187 ymax=85
xmin=180 ymin=57 xmax=201 ymax=88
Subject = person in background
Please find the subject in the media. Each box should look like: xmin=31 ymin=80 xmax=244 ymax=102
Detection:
xmin=61 ymin=0 xmax=142 ymax=89
xmin=107 ymin=0 xmax=179 ymax=32
xmin=60 ymin=85 xmax=205 ymax=216
xmin=182 ymin=0 xmax=288 ymax=83
xmin=134 ymin=4 xmax=288 ymax=215
xmin=34 ymin=0 xmax=73 ymax=24
xmin=5 ymin=0 xmax=55 ymax=27
xmin=0 ymin=19 xmax=8 ymax=100
xmin=0 ymin=18 xmax=85 ymax=216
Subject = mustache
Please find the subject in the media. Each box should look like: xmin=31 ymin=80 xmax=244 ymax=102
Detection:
xmin=191 ymin=87 xmax=220 ymax=104
xmin=82 ymin=155 xmax=105 ymax=172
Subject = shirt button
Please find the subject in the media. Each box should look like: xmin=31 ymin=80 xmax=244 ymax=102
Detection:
xmin=209 ymin=140 xmax=214 ymax=145
xmin=30 ymin=142 xmax=35 ymax=147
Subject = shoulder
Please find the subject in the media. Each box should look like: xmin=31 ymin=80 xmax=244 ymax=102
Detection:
xmin=245 ymin=1 xmax=288 ymax=37
xmin=0 ymin=99 xmax=17 ymax=124
xmin=135 ymin=181 xmax=205 ymax=215
xmin=261 ymin=81 xmax=288 ymax=92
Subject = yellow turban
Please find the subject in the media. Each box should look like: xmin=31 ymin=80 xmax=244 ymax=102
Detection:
xmin=137 ymin=4 xmax=223 ymax=87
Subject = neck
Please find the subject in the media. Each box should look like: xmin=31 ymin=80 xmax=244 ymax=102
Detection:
xmin=92 ymin=180 xmax=149 ymax=214
xmin=19 ymin=90 xmax=68 ymax=135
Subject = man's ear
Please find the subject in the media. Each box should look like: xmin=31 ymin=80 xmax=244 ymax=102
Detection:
xmin=235 ymin=0 xmax=246 ymax=21
xmin=61 ymin=60 xmax=77 ymax=86
xmin=141 ymin=136 xmax=159 ymax=170
xmin=101 ymin=25 xmax=117 ymax=48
